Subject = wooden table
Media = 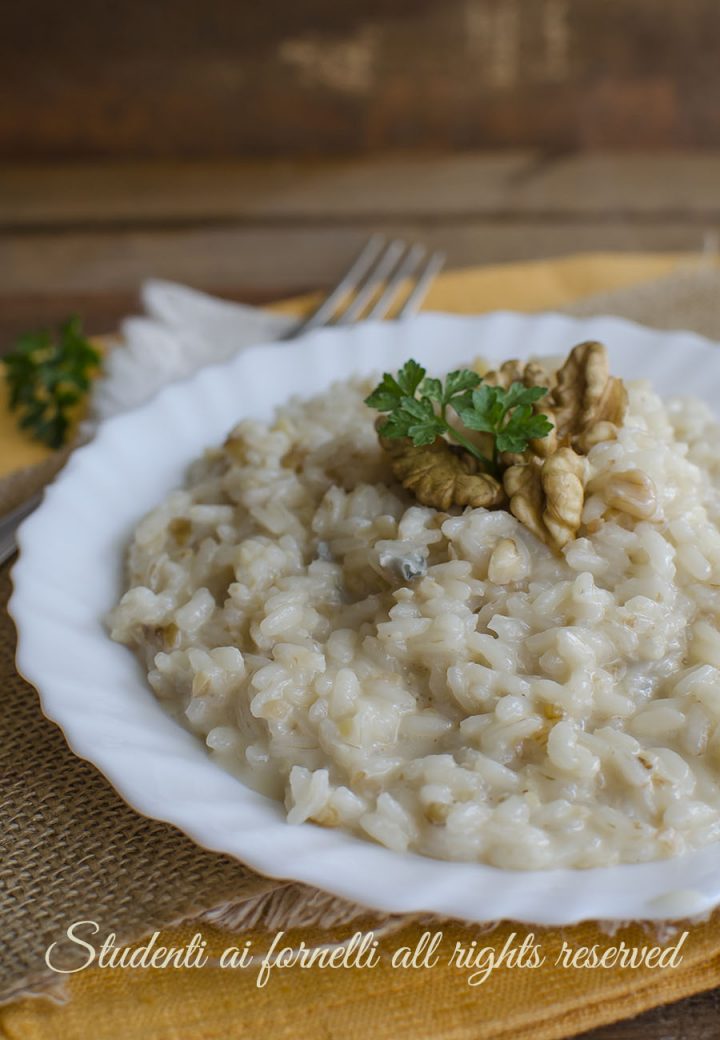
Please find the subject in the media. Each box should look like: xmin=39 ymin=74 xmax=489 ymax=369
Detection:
xmin=3 ymin=151 xmax=720 ymax=349
xmin=3 ymin=151 xmax=720 ymax=1037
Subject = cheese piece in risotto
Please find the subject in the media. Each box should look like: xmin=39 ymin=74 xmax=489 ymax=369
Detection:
xmin=109 ymin=350 xmax=720 ymax=870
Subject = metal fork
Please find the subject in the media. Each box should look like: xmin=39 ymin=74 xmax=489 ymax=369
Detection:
xmin=288 ymin=234 xmax=445 ymax=336
xmin=0 ymin=235 xmax=445 ymax=566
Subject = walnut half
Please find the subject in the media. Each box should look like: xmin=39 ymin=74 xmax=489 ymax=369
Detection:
xmin=549 ymin=341 xmax=627 ymax=450
xmin=379 ymin=428 xmax=505 ymax=512
xmin=504 ymin=447 xmax=585 ymax=551
xmin=482 ymin=341 xmax=627 ymax=458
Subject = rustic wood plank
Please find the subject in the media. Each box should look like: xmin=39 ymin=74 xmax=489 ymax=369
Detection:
xmin=5 ymin=153 xmax=716 ymax=353
xmin=511 ymin=153 xmax=720 ymax=216
xmin=4 ymin=0 xmax=720 ymax=159
xmin=0 ymin=222 xmax=710 ymax=298
xmin=3 ymin=154 xmax=720 ymax=228
xmin=0 ymin=155 xmax=536 ymax=226
xmin=579 ymin=987 xmax=720 ymax=1039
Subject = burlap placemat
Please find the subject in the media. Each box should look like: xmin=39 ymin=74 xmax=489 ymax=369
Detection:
xmin=4 ymin=263 xmax=720 ymax=1008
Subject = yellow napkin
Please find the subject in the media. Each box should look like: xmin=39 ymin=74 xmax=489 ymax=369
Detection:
xmin=3 ymin=250 xmax=717 ymax=1040
xmin=3 ymin=916 xmax=720 ymax=1040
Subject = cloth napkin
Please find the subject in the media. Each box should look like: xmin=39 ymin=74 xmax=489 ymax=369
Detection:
xmin=4 ymin=252 xmax=720 ymax=1040
xmin=90 ymin=280 xmax=295 ymax=421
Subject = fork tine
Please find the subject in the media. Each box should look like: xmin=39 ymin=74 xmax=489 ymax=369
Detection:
xmin=396 ymin=250 xmax=446 ymax=318
xmin=291 ymin=234 xmax=387 ymax=336
xmin=365 ymin=242 xmax=426 ymax=320
xmin=334 ymin=239 xmax=406 ymax=325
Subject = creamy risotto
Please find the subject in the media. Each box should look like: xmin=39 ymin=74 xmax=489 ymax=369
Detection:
xmin=109 ymin=354 xmax=720 ymax=870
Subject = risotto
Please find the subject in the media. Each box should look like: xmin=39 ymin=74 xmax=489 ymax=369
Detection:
xmin=109 ymin=351 xmax=720 ymax=870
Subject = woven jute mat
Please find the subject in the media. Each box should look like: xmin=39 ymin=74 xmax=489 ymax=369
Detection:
xmin=5 ymin=263 xmax=720 ymax=1006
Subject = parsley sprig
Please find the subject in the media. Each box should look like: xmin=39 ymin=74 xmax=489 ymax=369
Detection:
xmin=3 ymin=316 xmax=100 ymax=449
xmin=365 ymin=360 xmax=553 ymax=475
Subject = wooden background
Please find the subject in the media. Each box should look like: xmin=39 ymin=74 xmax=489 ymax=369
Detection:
xmin=2 ymin=151 xmax=719 ymax=349
xmin=4 ymin=0 xmax=720 ymax=160
xmin=3 ymin=0 xmax=720 ymax=350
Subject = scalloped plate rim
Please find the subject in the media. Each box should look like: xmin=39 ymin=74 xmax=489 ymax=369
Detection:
xmin=10 ymin=309 xmax=720 ymax=925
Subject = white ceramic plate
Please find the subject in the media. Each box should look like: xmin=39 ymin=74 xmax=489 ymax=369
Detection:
xmin=11 ymin=311 xmax=720 ymax=925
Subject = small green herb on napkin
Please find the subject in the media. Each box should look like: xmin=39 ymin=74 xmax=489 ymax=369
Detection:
xmin=3 ymin=316 xmax=100 ymax=449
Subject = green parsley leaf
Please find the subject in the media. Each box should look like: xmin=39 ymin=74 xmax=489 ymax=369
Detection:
xmin=378 ymin=394 xmax=445 ymax=445
xmin=3 ymin=316 xmax=100 ymax=449
xmin=395 ymin=359 xmax=426 ymax=397
xmin=497 ymin=408 xmax=554 ymax=453
xmin=454 ymin=385 xmax=500 ymax=431
xmin=377 ymin=413 xmax=414 ymax=439
xmin=365 ymin=362 xmax=553 ymax=477
xmin=364 ymin=372 xmax=404 ymax=411
xmin=501 ymin=382 xmax=549 ymax=410
xmin=418 ymin=376 xmax=443 ymax=404
xmin=443 ymin=369 xmax=482 ymax=401
xmin=397 ymin=395 xmax=433 ymax=421
xmin=407 ymin=419 xmax=445 ymax=446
